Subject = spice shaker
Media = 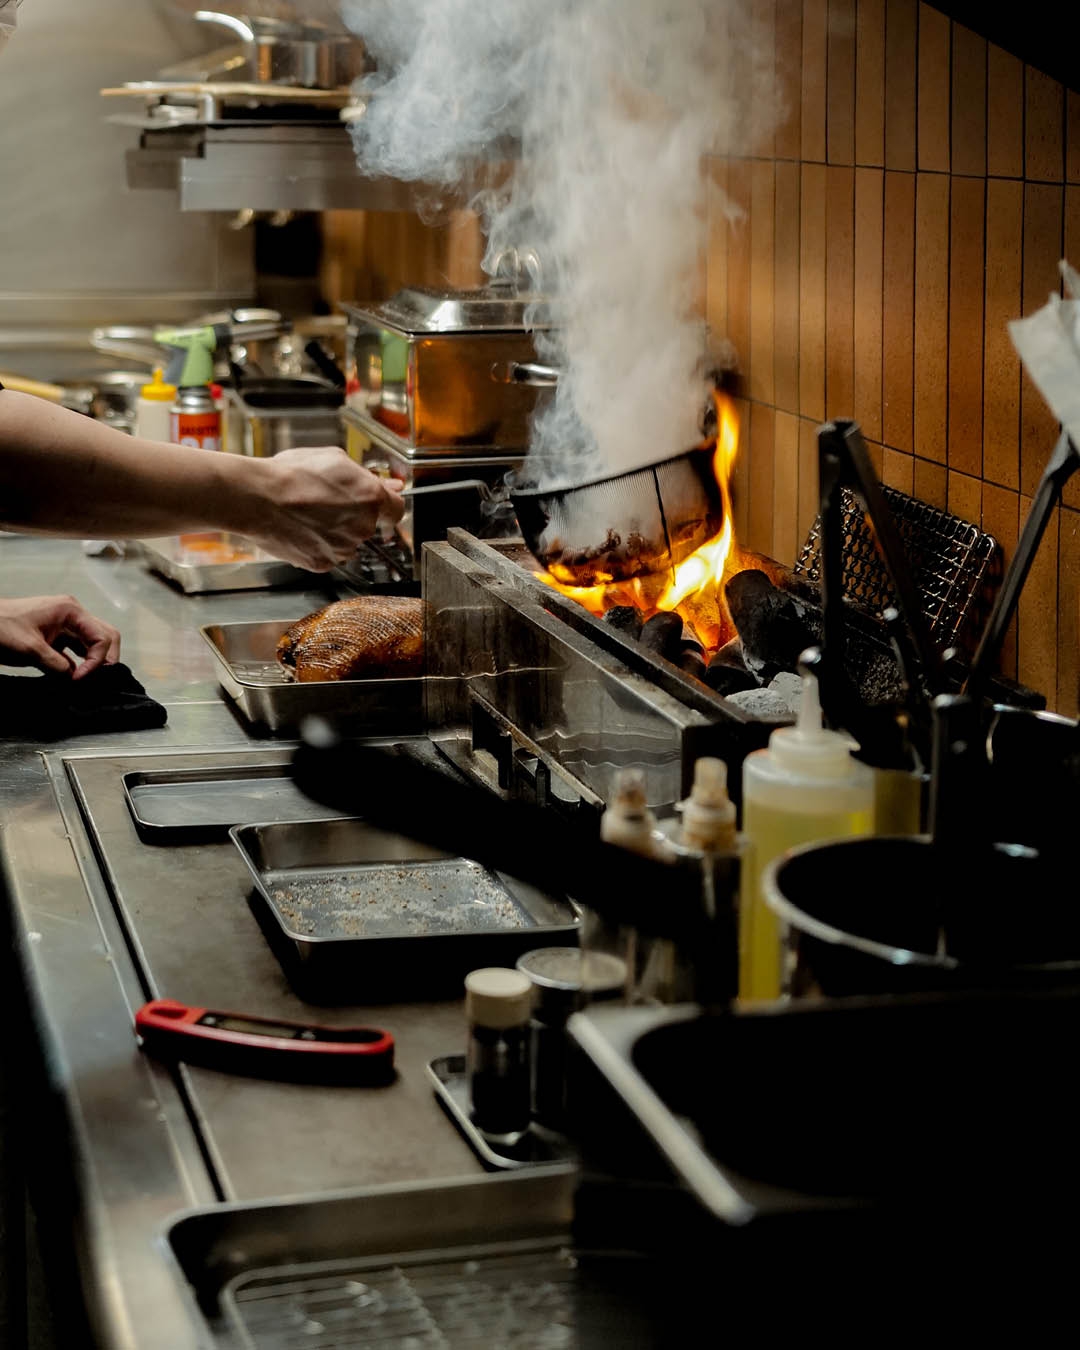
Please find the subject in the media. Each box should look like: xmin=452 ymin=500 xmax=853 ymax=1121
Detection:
xmin=464 ymin=967 xmax=534 ymax=1144
xmin=515 ymin=947 xmax=626 ymax=1132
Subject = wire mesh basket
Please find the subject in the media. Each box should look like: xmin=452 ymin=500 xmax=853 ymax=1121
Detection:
xmin=793 ymin=484 xmax=1002 ymax=660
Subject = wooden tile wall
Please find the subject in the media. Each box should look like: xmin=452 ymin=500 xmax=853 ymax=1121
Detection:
xmin=707 ymin=0 xmax=1080 ymax=714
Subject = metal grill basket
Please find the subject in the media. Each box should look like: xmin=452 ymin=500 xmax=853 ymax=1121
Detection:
xmin=794 ymin=484 xmax=1002 ymax=659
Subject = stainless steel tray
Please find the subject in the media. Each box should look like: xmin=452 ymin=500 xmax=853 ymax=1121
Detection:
xmin=123 ymin=763 xmax=348 ymax=842
xmin=230 ymin=817 xmax=580 ymax=1001
xmin=428 ymin=1054 xmax=579 ymax=1171
xmin=200 ymin=618 xmax=426 ymax=735
xmin=142 ymin=534 xmax=320 ymax=593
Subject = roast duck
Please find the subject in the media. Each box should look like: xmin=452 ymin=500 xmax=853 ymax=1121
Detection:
xmin=276 ymin=596 xmax=424 ymax=682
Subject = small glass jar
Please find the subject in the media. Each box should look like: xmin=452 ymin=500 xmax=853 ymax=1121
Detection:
xmin=515 ymin=947 xmax=626 ymax=1132
xmin=464 ymin=967 xmax=534 ymax=1144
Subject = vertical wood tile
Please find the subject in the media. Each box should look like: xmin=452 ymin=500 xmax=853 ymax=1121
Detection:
xmin=947 ymin=469 xmax=982 ymax=526
xmin=914 ymin=457 xmax=947 ymax=509
xmin=863 ymin=438 xmax=885 ymax=477
xmin=827 ymin=0 xmax=856 ymax=165
xmin=751 ymin=0 xmax=777 ymax=159
xmin=773 ymin=411 xmax=801 ymax=566
xmin=987 ymin=45 xmax=1023 ymax=178
xmin=950 ymin=24 xmax=986 ymax=178
xmin=748 ymin=402 xmax=777 ymax=557
xmin=802 ymin=0 xmax=828 ymax=162
xmin=913 ymin=173 xmax=949 ymax=463
xmin=1020 ymin=183 xmax=1064 ymax=498
xmin=882 ymin=170 xmax=915 ymax=453
xmin=947 ymin=176 xmax=985 ymax=477
xmin=883 ymin=448 xmax=914 ymax=493
xmin=983 ymin=179 xmax=1023 ymax=491
xmin=855 ymin=0 xmax=885 ymax=167
xmin=773 ymin=161 xmax=801 ymax=413
xmin=916 ymin=3 xmax=950 ymax=173
xmin=705 ymin=158 xmax=729 ymax=357
xmin=1017 ymin=494 xmax=1059 ymax=708
xmin=884 ymin=0 xmax=917 ymax=171
xmin=732 ymin=395 xmax=751 ymax=545
xmin=1025 ymin=66 xmax=1065 ymax=183
xmin=1068 ymin=91 xmax=1080 ymax=184
xmin=798 ymin=417 xmax=821 ymax=546
xmin=749 ymin=161 xmax=776 ymax=406
xmin=981 ymin=483 xmax=1020 ymax=679
xmin=1064 ymin=187 xmax=1080 ymax=510
xmin=799 ymin=163 xmax=828 ymax=420
xmin=775 ymin=0 xmax=803 ymax=160
xmin=854 ymin=167 xmax=884 ymax=440
xmin=825 ymin=165 xmax=856 ymax=417
xmin=1057 ymin=509 xmax=1080 ymax=718
xmin=726 ymin=160 xmax=753 ymax=392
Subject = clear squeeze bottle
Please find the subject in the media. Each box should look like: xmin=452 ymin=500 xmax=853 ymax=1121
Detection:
xmin=739 ymin=659 xmax=874 ymax=1002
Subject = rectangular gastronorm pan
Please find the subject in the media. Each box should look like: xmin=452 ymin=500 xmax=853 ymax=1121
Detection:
xmin=230 ymin=817 xmax=580 ymax=1001
xmin=122 ymin=763 xmax=349 ymax=842
xmin=141 ymin=534 xmax=320 ymax=593
xmin=200 ymin=619 xmax=427 ymax=735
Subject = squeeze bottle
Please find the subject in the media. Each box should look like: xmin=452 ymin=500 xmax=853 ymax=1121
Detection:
xmin=133 ymin=368 xmax=177 ymax=443
xmin=739 ymin=663 xmax=874 ymax=1001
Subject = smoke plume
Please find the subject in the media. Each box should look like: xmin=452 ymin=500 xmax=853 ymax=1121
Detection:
xmin=342 ymin=0 xmax=771 ymax=487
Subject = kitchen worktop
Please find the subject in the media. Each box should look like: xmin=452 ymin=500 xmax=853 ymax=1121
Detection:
xmin=0 ymin=535 xmax=495 ymax=1349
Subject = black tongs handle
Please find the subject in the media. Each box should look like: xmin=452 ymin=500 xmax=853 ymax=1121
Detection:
xmin=818 ymin=419 xmax=940 ymax=725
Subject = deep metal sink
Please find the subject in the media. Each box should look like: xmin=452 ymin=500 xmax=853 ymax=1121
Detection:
xmin=163 ymin=1168 xmax=674 ymax=1348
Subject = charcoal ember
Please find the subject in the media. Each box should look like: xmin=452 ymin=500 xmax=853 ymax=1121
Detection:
xmin=703 ymin=661 xmax=759 ymax=696
xmin=639 ymin=612 xmax=685 ymax=659
xmin=677 ymin=642 xmax=708 ymax=680
xmin=712 ymin=637 xmax=748 ymax=671
xmin=724 ymin=569 xmax=817 ymax=681
xmin=604 ymin=606 xmax=645 ymax=639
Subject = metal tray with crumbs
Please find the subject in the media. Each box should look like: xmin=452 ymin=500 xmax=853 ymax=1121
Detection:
xmin=230 ymin=817 xmax=580 ymax=1001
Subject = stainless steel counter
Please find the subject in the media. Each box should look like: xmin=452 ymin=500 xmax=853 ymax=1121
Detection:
xmin=0 ymin=537 xmax=503 ymax=1349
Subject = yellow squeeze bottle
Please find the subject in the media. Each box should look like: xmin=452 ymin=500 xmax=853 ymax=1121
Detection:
xmin=738 ymin=664 xmax=874 ymax=1001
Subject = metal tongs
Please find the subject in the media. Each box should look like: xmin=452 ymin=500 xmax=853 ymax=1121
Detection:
xmin=816 ymin=419 xmax=1080 ymax=849
xmin=816 ymin=419 xmax=941 ymax=763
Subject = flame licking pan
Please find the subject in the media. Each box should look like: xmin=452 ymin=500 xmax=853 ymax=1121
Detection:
xmin=509 ymin=445 xmax=725 ymax=586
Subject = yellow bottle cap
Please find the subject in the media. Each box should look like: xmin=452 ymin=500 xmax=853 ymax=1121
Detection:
xmin=141 ymin=367 xmax=177 ymax=402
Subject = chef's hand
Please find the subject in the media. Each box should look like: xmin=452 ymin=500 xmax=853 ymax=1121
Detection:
xmin=244 ymin=447 xmax=405 ymax=571
xmin=0 ymin=595 xmax=122 ymax=680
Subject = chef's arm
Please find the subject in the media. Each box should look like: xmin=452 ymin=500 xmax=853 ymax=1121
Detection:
xmin=0 ymin=390 xmax=403 ymax=572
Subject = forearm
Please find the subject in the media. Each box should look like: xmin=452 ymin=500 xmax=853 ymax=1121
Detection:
xmin=0 ymin=390 xmax=267 ymax=537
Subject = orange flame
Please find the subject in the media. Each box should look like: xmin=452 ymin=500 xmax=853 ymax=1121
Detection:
xmin=536 ymin=394 xmax=742 ymax=657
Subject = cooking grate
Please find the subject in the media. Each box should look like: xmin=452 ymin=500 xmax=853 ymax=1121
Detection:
xmin=223 ymin=1243 xmax=649 ymax=1349
xmin=794 ymin=484 xmax=1002 ymax=658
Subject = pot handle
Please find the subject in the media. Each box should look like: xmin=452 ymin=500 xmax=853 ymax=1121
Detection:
xmin=193 ymin=10 xmax=254 ymax=42
xmin=491 ymin=360 xmax=559 ymax=388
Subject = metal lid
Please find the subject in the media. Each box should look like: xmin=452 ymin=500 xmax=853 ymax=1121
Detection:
xmin=343 ymin=286 xmax=551 ymax=335
xmin=516 ymin=947 xmax=627 ymax=995
xmin=464 ymin=967 xmax=534 ymax=1029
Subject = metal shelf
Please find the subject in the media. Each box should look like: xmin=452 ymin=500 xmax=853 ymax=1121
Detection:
xmin=125 ymin=122 xmax=423 ymax=212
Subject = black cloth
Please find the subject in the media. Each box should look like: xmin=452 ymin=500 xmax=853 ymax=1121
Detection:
xmin=0 ymin=662 xmax=167 ymax=741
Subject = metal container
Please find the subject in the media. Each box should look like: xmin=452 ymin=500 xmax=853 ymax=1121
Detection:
xmin=193 ymin=11 xmax=369 ymax=89
xmin=200 ymin=617 xmax=429 ymax=735
xmin=141 ymin=534 xmax=318 ymax=593
xmin=230 ymin=817 xmax=580 ymax=1000
xmin=342 ymin=285 xmax=551 ymax=455
xmin=224 ymin=378 xmax=343 ymax=457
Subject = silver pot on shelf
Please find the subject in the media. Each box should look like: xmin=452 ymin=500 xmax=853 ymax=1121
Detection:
xmin=192 ymin=11 xmax=369 ymax=89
